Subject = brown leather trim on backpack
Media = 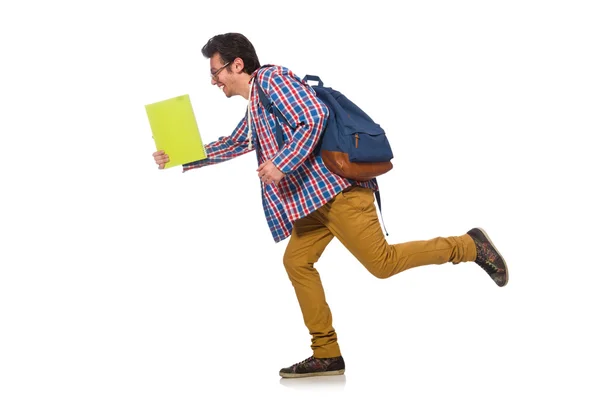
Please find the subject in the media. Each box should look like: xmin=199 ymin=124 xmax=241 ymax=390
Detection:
xmin=321 ymin=151 xmax=393 ymax=181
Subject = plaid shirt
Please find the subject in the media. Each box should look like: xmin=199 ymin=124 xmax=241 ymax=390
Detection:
xmin=183 ymin=65 xmax=378 ymax=242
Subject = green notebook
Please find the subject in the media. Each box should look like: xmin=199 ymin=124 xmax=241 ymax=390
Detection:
xmin=145 ymin=94 xmax=207 ymax=169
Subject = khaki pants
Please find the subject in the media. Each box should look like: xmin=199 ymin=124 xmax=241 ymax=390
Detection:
xmin=283 ymin=186 xmax=477 ymax=358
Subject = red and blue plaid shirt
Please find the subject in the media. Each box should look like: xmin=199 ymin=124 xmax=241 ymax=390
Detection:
xmin=183 ymin=65 xmax=378 ymax=242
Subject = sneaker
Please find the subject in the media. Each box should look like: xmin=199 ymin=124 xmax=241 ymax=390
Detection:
xmin=467 ymin=228 xmax=509 ymax=287
xmin=279 ymin=356 xmax=345 ymax=378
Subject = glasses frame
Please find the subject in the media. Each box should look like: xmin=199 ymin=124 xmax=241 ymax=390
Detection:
xmin=211 ymin=61 xmax=231 ymax=81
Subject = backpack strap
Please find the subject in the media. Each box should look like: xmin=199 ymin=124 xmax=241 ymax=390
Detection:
xmin=255 ymin=80 xmax=288 ymax=149
xmin=302 ymin=75 xmax=324 ymax=87
xmin=374 ymin=189 xmax=389 ymax=236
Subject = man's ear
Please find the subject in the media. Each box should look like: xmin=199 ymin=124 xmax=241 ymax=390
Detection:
xmin=233 ymin=57 xmax=245 ymax=73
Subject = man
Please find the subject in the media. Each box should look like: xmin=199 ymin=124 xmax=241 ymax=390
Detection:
xmin=152 ymin=33 xmax=508 ymax=378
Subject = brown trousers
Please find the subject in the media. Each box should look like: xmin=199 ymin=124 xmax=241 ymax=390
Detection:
xmin=283 ymin=186 xmax=477 ymax=358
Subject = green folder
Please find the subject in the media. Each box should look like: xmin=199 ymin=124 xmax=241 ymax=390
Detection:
xmin=145 ymin=94 xmax=207 ymax=169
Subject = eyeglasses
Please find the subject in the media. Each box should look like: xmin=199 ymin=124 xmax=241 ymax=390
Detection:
xmin=211 ymin=61 xmax=231 ymax=81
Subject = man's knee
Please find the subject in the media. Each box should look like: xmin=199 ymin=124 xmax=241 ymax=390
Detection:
xmin=366 ymin=264 xmax=393 ymax=279
xmin=284 ymin=243 xmax=326 ymax=274
xmin=361 ymin=254 xmax=399 ymax=279
xmin=283 ymin=250 xmax=303 ymax=275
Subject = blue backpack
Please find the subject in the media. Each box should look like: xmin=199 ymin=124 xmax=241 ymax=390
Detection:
xmin=255 ymin=72 xmax=393 ymax=234
xmin=255 ymin=74 xmax=394 ymax=181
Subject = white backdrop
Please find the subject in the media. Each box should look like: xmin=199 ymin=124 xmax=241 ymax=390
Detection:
xmin=1 ymin=0 xmax=599 ymax=396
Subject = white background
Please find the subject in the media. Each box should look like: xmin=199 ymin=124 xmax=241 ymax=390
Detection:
xmin=1 ymin=0 xmax=599 ymax=396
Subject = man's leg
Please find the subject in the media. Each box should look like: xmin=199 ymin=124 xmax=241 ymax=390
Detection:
xmin=314 ymin=186 xmax=477 ymax=278
xmin=282 ymin=212 xmax=338 ymax=358
xmin=280 ymin=213 xmax=348 ymax=378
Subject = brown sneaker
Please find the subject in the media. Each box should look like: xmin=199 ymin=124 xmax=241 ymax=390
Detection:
xmin=279 ymin=356 xmax=345 ymax=378
xmin=467 ymin=227 xmax=509 ymax=287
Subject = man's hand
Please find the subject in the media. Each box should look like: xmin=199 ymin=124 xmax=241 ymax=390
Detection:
xmin=257 ymin=160 xmax=285 ymax=185
xmin=153 ymin=150 xmax=170 ymax=169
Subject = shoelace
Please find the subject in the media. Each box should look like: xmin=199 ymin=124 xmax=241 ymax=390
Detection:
xmin=476 ymin=259 xmax=500 ymax=275
xmin=474 ymin=241 xmax=501 ymax=275
xmin=477 ymin=249 xmax=500 ymax=274
xmin=294 ymin=356 xmax=315 ymax=367
xmin=246 ymin=78 xmax=254 ymax=150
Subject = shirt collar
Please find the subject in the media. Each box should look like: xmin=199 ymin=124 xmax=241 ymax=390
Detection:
xmin=250 ymin=64 xmax=274 ymax=82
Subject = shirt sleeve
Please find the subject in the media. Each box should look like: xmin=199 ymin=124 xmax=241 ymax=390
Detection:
xmin=182 ymin=116 xmax=253 ymax=172
xmin=264 ymin=70 xmax=329 ymax=174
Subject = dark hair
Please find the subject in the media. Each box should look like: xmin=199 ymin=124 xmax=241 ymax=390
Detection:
xmin=201 ymin=33 xmax=261 ymax=74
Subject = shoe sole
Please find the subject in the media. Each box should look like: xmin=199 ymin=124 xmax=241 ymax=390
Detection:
xmin=279 ymin=369 xmax=345 ymax=378
xmin=476 ymin=227 xmax=509 ymax=287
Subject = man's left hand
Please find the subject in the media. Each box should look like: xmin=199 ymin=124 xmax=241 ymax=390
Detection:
xmin=257 ymin=160 xmax=285 ymax=185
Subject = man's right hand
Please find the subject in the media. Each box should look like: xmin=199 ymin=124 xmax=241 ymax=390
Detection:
xmin=153 ymin=150 xmax=170 ymax=169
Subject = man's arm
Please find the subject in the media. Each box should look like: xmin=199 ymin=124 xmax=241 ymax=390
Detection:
xmin=182 ymin=116 xmax=253 ymax=172
xmin=261 ymin=69 xmax=329 ymax=175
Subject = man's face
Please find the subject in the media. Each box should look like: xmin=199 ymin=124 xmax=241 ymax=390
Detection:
xmin=209 ymin=54 xmax=237 ymax=98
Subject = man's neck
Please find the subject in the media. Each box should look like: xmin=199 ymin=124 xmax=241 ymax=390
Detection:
xmin=239 ymin=74 xmax=252 ymax=100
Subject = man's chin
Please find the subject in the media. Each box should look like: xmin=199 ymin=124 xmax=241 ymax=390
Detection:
xmin=222 ymin=87 xmax=233 ymax=98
